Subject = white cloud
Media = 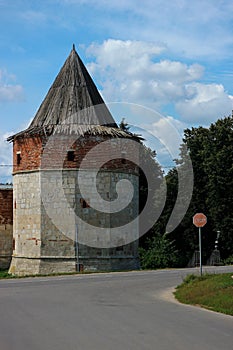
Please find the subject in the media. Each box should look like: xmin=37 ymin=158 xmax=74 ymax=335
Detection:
xmin=176 ymin=83 xmax=233 ymax=124
xmin=86 ymin=39 xmax=232 ymax=125
xmin=87 ymin=39 xmax=166 ymax=69
xmin=151 ymin=61 xmax=204 ymax=83
xmin=87 ymin=40 xmax=202 ymax=105
xmin=87 ymin=39 xmax=168 ymax=106
xmin=144 ymin=116 xmax=187 ymax=162
xmin=0 ymin=69 xmax=24 ymax=102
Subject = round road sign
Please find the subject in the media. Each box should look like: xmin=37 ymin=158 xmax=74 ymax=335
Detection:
xmin=193 ymin=213 xmax=207 ymax=227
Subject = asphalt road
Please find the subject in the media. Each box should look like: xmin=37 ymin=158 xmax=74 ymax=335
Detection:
xmin=0 ymin=266 xmax=233 ymax=350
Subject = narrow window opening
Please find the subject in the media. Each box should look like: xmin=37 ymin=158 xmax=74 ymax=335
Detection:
xmin=80 ymin=198 xmax=90 ymax=208
xmin=121 ymin=151 xmax=126 ymax=164
xmin=116 ymin=245 xmax=124 ymax=251
xmin=16 ymin=152 xmax=21 ymax=165
xmin=67 ymin=150 xmax=75 ymax=161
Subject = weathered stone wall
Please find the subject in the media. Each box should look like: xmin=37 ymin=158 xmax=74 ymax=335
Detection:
xmin=10 ymin=168 xmax=139 ymax=275
xmin=0 ymin=188 xmax=13 ymax=269
xmin=12 ymin=172 xmax=41 ymax=257
xmin=9 ymin=172 xmax=41 ymax=275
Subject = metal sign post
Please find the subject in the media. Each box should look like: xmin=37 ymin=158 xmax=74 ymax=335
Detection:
xmin=198 ymin=227 xmax=202 ymax=275
xmin=193 ymin=213 xmax=207 ymax=276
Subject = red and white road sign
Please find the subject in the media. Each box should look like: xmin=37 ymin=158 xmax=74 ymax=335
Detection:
xmin=193 ymin=213 xmax=207 ymax=227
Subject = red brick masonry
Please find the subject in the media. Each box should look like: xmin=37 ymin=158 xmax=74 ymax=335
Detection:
xmin=13 ymin=134 xmax=139 ymax=174
xmin=0 ymin=188 xmax=13 ymax=225
xmin=0 ymin=187 xmax=13 ymax=269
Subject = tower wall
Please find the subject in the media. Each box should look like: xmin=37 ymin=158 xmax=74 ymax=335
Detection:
xmin=10 ymin=134 xmax=139 ymax=275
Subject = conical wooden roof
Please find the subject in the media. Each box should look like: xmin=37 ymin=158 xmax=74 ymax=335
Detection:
xmin=8 ymin=45 xmax=129 ymax=141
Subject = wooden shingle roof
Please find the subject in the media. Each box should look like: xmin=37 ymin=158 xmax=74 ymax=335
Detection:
xmin=8 ymin=45 xmax=131 ymax=141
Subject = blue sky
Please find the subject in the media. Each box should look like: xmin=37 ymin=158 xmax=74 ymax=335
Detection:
xmin=0 ymin=0 xmax=233 ymax=181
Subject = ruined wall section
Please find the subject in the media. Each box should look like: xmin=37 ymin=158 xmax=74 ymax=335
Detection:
xmin=0 ymin=188 xmax=13 ymax=269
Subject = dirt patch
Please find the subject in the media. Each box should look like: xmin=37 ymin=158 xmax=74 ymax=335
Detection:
xmin=155 ymin=287 xmax=179 ymax=303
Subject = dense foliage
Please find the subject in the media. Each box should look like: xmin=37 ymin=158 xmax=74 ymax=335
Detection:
xmin=173 ymin=115 xmax=233 ymax=261
xmin=139 ymin=232 xmax=179 ymax=269
xmin=138 ymin=113 xmax=233 ymax=268
xmin=121 ymin=116 xmax=233 ymax=268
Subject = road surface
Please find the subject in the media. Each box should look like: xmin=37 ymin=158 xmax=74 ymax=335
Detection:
xmin=0 ymin=266 xmax=233 ymax=350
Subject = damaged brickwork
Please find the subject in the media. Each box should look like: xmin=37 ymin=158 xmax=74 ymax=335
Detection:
xmin=0 ymin=186 xmax=13 ymax=269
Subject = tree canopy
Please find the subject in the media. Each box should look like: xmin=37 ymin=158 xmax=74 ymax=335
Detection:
xmin=165 ymin=114 xmax=233 ymax=264
xmin=120 ymin=114 xmax=233 ymax=268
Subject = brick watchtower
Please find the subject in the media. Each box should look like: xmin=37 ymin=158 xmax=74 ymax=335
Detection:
xmin=8 ymin=46 xmax=139 ymax=275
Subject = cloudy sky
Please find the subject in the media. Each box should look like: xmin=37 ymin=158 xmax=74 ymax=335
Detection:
xmin=0 ymin=0 xmax=232 ymax=182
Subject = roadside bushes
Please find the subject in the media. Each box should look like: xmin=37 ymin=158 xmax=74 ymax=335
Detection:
xmin=139 ymin=233 xmax=179 ymax=269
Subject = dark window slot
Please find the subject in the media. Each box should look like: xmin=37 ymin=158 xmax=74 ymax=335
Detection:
xmin=67 ymin=150 xmax=75 ymax=161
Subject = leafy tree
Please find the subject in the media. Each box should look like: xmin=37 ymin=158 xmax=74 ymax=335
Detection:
xmin=165 ymin=113 xmax=233 ymax=263
xmin=121 ymin=113 xmax=233 ymax=266
xmin=202 ymin=116 xmax=233 ymax=258
xmin=172 ymin=126 xmax=215 ymax=262
xmin=139 ymin=232 xmax=179 ymax=269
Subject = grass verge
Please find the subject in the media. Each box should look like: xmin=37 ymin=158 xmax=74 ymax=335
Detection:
xmin=174 ymin=273 xmax=233 ymax=316
xmin=0 ymin=270 xmax=14 ymax=279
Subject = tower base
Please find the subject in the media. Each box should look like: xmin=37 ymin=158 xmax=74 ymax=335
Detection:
xmin=9 ymin=256 xmax=140 ymax=276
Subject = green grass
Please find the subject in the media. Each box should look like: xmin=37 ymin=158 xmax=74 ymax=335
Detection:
xmin=0 ymin=270 xmax=14 ymax=279
xmin=174 ymin=273 xmax=233 ymax=316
